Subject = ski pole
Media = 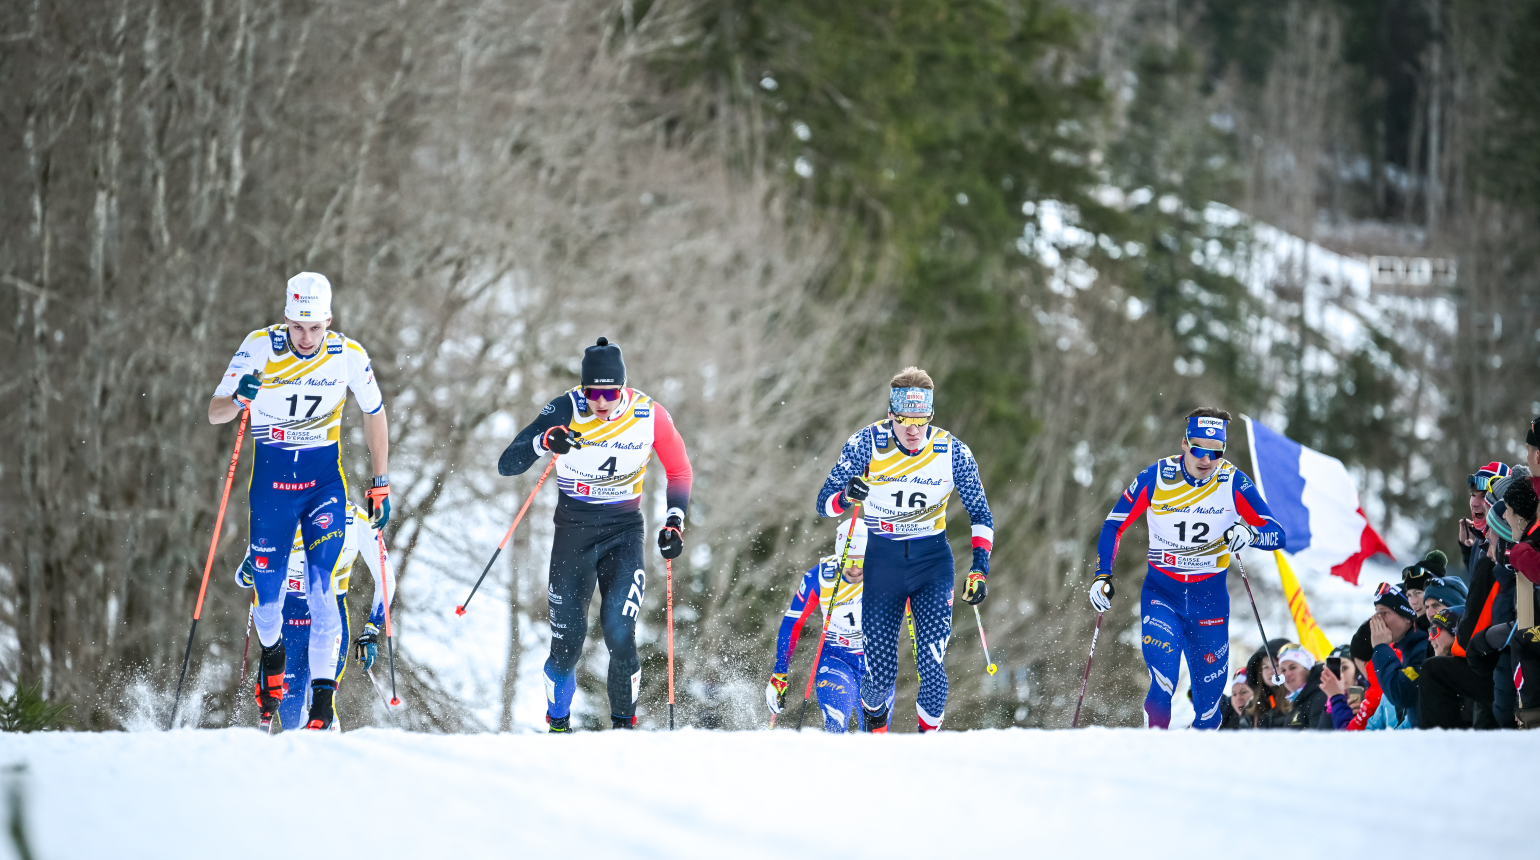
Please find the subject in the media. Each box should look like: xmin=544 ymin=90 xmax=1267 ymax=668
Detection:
xmin=797 ymin=505 xmax=861 ymax=731
xmin=170 ymin=405 xmax=250 ymax=730
xmin=378 ymin=530 xmax=400 ymax=706
xmin=1071 ymin=611 xmax=1103 ymax=728
xmin=1236 ymin=554 xmax=1284 ymax=685
xmin=971 ymin=604 xmax=997 ymax=675
xmin=236 ymin=601 xmax=253 ymax=694
xmin=456 ymin=455 xmax=558 ymax=616
xmin=366 ymin=668 xmax=395 ymax=719
xmin=665 ymin=554 xmax=677 ymax=730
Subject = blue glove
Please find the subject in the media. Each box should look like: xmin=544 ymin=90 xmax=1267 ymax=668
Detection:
xmin=236 ymin=558 xmax=258 ymax=589
xmin=232 ymin=372 xmax=262 ymax=407
xmin=354 ymin=623 xmax=380 ymax=671
xmin=971 ymin=546 xmax=990 ymax=575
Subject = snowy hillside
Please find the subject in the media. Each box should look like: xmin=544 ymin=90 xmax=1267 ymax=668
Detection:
xmin=2 ymin=728 xmax=1531 ymax=859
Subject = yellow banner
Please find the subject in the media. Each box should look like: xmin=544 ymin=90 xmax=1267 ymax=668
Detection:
xmin=1276 ymin=550 xmax=1333 ymax=659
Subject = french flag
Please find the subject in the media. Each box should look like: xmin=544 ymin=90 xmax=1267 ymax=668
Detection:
xmin=1244 ymin=417 xmax=1393 ymax=585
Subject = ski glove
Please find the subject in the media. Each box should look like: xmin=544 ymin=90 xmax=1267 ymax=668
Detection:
xmin=354 ymin=623 xmax=380 ymax=671
xmin=766 ymin=673 xmax=789 ymax=714
xmin=366 ymin=476 xmax=391 ymax=530
xmin=963 ymin=572 xmax=988 ymax=605
xmin=843 ymin=475 xmax=870 ymax=506
xmin=658 ymin=514 xmax=684 ymax=560
xmin=541 ymin=425 xmax=579 ymax=455
xmin=1224 ymin=522 xmax=1257 ymax=554
xmin=232 ymin=372 xmax=262 ymax=407
xmin=236 ymin=557 xmax=258 ymax=589
xmin=1089 ymin=573 xmax=1114 ymax=613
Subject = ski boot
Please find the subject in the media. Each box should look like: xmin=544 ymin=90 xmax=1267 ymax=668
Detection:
xmin=303 ymin=680 xmax=337 ymax=730
xmin=546 ymin=713 xmax=572 ymax=734
xmin=860 ymin=702 xmax=890 ymax=734
xmin=254 ymin=641 xmax=288 ymax=734
xmin=611 ymin=715 xmax=636 ymax=730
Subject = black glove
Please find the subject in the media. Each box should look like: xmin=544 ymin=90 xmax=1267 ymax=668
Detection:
xmin=844 ymin=475 xmax=870 ymax=505
xmin=963 ymin=572 xmax=987 ymax=605
xmin=541 ymin=425 xmax=578 ymax=455
xmin=233 ymin=372 xmax=262 ymax=406
xmin=658 ymin=514 xmax=684 ymax=560
xmin=1471 ymin=622 xmax=1514 ymax=658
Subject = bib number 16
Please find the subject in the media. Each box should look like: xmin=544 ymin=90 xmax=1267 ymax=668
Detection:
xmin=890 ymin=491 xmax=928 ymax=509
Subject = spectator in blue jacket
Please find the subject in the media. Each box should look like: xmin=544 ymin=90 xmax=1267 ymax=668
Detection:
xmin=1370 ymin=584 xmax=1431 ymax=727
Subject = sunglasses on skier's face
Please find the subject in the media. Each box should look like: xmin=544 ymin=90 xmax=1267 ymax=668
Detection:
xmin=1186 ymin=440 xmax=1225 ymax=461
xmin=889 ymin=414 xmax=932 ymax=428
xmin=583 ymin=387 xmax=624 ymax=402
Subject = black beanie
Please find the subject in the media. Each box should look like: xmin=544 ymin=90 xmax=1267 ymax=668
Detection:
xmin=1350 ymin=620 xmax=1374 ymax=663
xmin=1401 ymin=550 xmax=1448 ymax=590
xmin=1503 ymin=476 xmax=1539 ymax=523
xmin=581 ymin=337 xmax=625 ymax=386
xmin=1374 ymin=586 xmax=1417 ymax=621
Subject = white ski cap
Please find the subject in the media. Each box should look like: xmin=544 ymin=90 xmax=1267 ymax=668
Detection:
xmin=834 ymin=518 xmax=869 ymax=559
xmin=285 ymin=272 xmax=332 ymax=322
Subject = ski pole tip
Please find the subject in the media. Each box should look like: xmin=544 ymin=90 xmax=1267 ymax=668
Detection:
xmin=390 ymin=697 xmax=401 ymax=706
xmin=987 ymin=663 xmax=997 ymax=675
xmin=454 ymin=605 xmax=466 ymax=616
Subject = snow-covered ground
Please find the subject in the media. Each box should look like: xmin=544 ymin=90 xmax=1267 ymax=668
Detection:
xmin=2 ymin=728 xmax=1530 ymax=859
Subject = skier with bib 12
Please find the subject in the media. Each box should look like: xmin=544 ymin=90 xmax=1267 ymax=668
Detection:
xmin=815 ymin=367 xmax=994 ymax=733
xmin=209 ymin=272 xmax=392 ymax=731
xmin=498 ymin=338 xmax=692 ymax=731
xmin=1090 ymin=408 xmax=1285 ymax=728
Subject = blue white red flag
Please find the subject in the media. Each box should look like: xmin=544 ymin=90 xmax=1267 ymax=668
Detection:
xmin=1244 ymin=417 xmax=1393 ymax=585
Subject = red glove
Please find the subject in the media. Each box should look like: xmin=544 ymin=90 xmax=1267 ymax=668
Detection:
xmin=1508 ymin=541 xmax=1540 ymax=585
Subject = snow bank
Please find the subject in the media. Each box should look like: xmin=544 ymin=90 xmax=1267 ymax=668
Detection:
xmin=2 ymin=728 xmax=1530 ymax=859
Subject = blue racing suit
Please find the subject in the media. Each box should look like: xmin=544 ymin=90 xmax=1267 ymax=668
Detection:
xmin=773 ymin=557 xmax=893 ymax=731
xmin=1096 ymin=455 xmax=1285 ymax=728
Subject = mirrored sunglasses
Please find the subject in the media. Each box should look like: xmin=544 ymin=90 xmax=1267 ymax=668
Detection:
xmin=583 ymin=387 xmax=623 ymax=402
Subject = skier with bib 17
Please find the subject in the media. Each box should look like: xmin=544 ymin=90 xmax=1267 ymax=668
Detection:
xmin=1090 ymin=408 xmax=1286 ymax=729
xmin=764 ymin=518 xmax=895 ymax=731
xmin=235 ymin=500 xmax=396 ymax=731
xmin=498 ymin=338 xmax=692 ymax=731
xmin=209 ymin=272 xmax=392 ymax=731
xmin=815 ymin=367 xmax=994 ymax=733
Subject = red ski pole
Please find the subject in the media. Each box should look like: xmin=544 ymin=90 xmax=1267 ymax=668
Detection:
xmin=796 ymin=505 xmax=862 ymax=731
xmin=1071 ymin=611 xmax=1104 ymax=728
xmin=456 ymin=455 xmax=557 ymax=616
xmin=170 ymin=406 xmax=250 ymax=729
xmin=378 ymin=529 xmax=400 ymax=706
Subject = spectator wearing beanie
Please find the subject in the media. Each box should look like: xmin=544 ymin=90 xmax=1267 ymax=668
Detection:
xmin=1500 ymin=477 xmax=1540 ymax=728
xmin=1458 ymin=495 xmax=1510 ymax=727
xmin=1526 ymin=418 xmax=1540 ymax=497
xmin=1423 ymin=576 xmax=1468 ymax=622
xmin=1460 ymin=462 xmax=1508 ymax=577
xmin=1345 ymin=620 xmax=1407 ymax=730
xmin=1370 ymin=584 xmax=1430 ymax=727
xmin=1400 ymin=550 xmax=1448 ymax=629
xmin=1219 ymin=671 xmax=1254 ymax=729
xmin=1273 ymin=644 xmax=1331 ymax=729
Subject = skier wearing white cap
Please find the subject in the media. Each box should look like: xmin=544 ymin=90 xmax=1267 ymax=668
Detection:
xmin=209 ymin=272 xmax=391 ymax=731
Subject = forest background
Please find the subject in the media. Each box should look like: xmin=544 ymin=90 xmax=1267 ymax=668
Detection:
xmin=2 ymin=0 xmax=1538 ymax=731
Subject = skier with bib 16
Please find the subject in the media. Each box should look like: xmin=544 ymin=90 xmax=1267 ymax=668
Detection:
xmin=815 ymin=367 xmax=994 ymax=733
xmin=209 ymin=272 xmax=392 ymax=731
xmin=1090 ymin=408 xmax=1286 ymax=729
xmin=498 ymin=338 xmax=692 ymax=731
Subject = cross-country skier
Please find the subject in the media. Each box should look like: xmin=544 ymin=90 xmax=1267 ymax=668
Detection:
xmin=1090 ymin=408 xmax=1286 ymax=729
xmin=765 ymin=519 xmax=895 ymax=731
xmin=815 ymin=367 xmax=994 ymax=733
xmin=497 ymin=337 xmax=692 ymax=731
xmin=236 ymin=501 xmax=396 ymax=731
xmin=209 ymin=272 xmax=391 ymax=731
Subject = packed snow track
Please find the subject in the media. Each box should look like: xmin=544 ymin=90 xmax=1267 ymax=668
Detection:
xmin=1 ymin=727 xmax=1529 ymax=859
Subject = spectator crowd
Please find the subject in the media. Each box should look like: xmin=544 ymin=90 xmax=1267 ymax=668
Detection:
xmin=1218 ymin=417 xmax=1540 ymax=730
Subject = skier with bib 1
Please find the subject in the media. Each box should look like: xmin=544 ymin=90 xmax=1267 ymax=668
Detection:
xmin=209 ymin=272 xmax=392 ymax=731
xmin=235 ymin=500 xmax=396 ymax=731
xmin=815 ymin=367 xmax=994 ymax=733
xmin=498 ymin=337 xmax=693 ymax=731
xmin=764 ymin=518 xmax=895 ymax=731
xmin=1091 ymin=408 xmax=1286 ymax=729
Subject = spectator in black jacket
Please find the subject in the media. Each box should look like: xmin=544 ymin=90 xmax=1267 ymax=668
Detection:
xmin=1219 ymin=672 xmax=1255 ymax=729
xmin=1459 ymin=462 xmax=1509 ymax=580
xmin=1370 ymin=584 xmax=1430 ymax=727
xmin=1275 ymin=644 xmax=1331 ymax=729
xmin=1499 ymin=476 xmax=1540 ymax=727
xmin=1244 ymin=639 xmax=1292 ymax=729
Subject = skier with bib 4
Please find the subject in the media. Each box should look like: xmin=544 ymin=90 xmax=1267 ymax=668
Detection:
xmin=209 ymin=272 xmax=392 ymax=731
xmin=815 ymin=367 xmax=994 ymax=733
xmin=765 ymin=519 xmax=894 ymax=731
xmin=236 ymin=501 xmax=396 ymax=731
xmin=1091 ymin=408 xmax=1286 ymax=729
xmin=498 ymin=338 xmax=693 ymax=731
